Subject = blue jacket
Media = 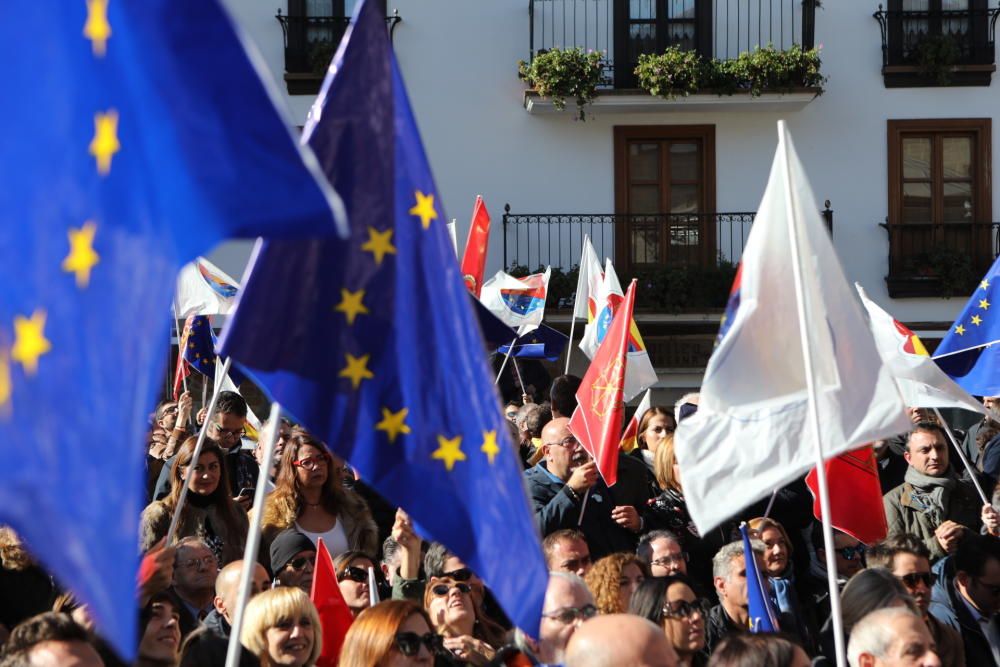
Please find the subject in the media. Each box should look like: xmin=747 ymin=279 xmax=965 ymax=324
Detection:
xmin=929 ymin=556 xmax=995 ymax=667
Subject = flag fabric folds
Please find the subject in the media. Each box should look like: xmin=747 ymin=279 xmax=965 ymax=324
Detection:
xmin=579 ymin=260 xmax=657 ymax=401
xmin=460 ymin=196 xmax=492 ymax=297
xmin=934 ymin=256 xmax=1000 ymax=396
xmin=741 ymin=524 xmax=779 ymax=633
xmin=573 ymin=236 xmax=603 ymax=321
xmin=218 ymin=0 xmax=546 ymax=634
xmin=857 ymin=285 xmax=986 ymax=415
xmin=805 ymin=446 xmax=888 ymax=546
xmin=480 ymin=268 xmax=551 ymax=336
xmin=0 ymin=1 xmax=343 ymax=656
xmin=620 ymin=389 xmax=653 ymax=453
xmin=569 ymin=280 xmax=637 ymax=487
xmin=674 ymin=123 xmax=910 ymax=534
xmin=311 ymin=538 xmax=355 ymax=667
xmin=497 ymin=324 xmax=569 ymax=362
xmin=175 ymin=257 xmax=240 ymax=318
xmin=172 ymin=315 xmax=245 ymax=399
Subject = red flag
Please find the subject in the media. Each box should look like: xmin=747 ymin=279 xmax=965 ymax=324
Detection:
xmin=171 ymin=316 xmax=193 ymax=400
xmin=569 ymin=280 xmax=636 ymax=486
xmin=311 ymin=538 xmax=355 ymax=667
xmin=460 ymin=196 xmax=491 ymax=296
xmin=619 ymin=389 xmax=652 ymax=453
xmin=805 ymin=445 xmax=887 ymax=545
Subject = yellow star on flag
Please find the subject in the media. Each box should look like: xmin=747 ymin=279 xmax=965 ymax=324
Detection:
xmin=972 ymin=315 xmax=983 ymax=326
xmin=955 ymin=324 xmax=966 ymax=336
xmin=409 ymin=191 xmax=438 ymax=230
xmin=83 ymin=0 xmax=112 ymax=57
xmin=480 ymin=430 xmax=500 ymax=465
xmin=432 ymin=434 xmax=466 ymax=471
xmin=980 ymin=299 xmax=991 ymax=310
xmin=62 ymin=221 xmax=100 ymax=288
xmin=11 ymin=310 xmax=52 ymax=376
xmin=89 ymin=110 xmax=120 ymax=176
xmin=982 ymin=280 xmax=991 ymax=290
xmin=334 ymin=288 xmax=369 ymax=325
xmin=339 ymin=353 xmax=374 ymax=389
xmin=361 ymin=227 xmax=396 ymax=265
xmin=376 ymin=407 xmax=411 ymax=443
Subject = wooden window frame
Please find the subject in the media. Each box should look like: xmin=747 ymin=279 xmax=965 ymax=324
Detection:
xmin=613 ymin=125 xmax=716 ymax=272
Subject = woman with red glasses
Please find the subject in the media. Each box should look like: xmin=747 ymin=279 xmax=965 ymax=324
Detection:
xmin=339 ymin=600 xmax=440 ymax=667
xmin=422 ymin=575 xmax=504 ymax=666
xmin=258 ymin=427 xmax=378 ymax=570
xmin=335 ymin=551 xmax=378 ymax=618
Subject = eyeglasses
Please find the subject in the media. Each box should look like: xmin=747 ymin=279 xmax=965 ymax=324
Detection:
xmin=545 ymin=436 xmax=580 ymax=449
xmin=442 ymin=567 xmax=473 ymax=582
xmin=179 ymin=555 xmax=217 ymax=570
xmin=292 ymin=456 xmax=328 ymax=470
xmin=662 ymin=599 xmax=705 ymax=620
xmin=836 ymin=545 xmax=867 ymax=561
xmin=542 ymin=604 xmax=597 ymax=625
xmin=395 ymin=632 xmax=442 ymax=657
xmin=210 ymin=422 xmax=245 ymax=439
xmin=900 ymin=572 xmax=935 ymax=589
xmin=162 ymin=406 xmax=179 ymax=415
xmin=431 ymin=582 xmax=471 ymax=597
xmin=651 ymin=553 xmax=689 ymax=568
xmin=559 ymin=556 xmax=592 ymax=572
xmin=286 ymin=555 xmax=316 ymax=571
xmin=337 ymin=566 xmax=368 ymax=583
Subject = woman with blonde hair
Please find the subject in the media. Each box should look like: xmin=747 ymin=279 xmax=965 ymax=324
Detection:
xmin=259 ymin=427 xmax=378 ymax=569
xmin=340 ymin=600 xmax=440 ymax=667
xmin=241 ymin=587 xmax=322 ymax=667
xmin=748 ymin=516 xmax=814 ymax=651
xmin=139 ymin=438 xmax=248 ymax=564
xmin=583 ymin=552 xmax=649 ymax=615
xmin=422 ymin=574 xmax=504 ymax=665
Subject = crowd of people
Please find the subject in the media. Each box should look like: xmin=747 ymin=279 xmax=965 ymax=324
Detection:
xmin=3 ymin=378 xmax=1000 ymax=667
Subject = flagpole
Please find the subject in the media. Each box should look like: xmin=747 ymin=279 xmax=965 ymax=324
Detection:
xmin=933 ymin=407 xmax=990 ymax=505
xmin=166 ymin=357 xmax=232 ymax=546
xmin=224 ymin=401 xmax=282 ymax=667
xmin=565 ymin=234 xmax=590 ymax=374
xmin=511 ymin=355 xmax=527 ymax=401
xmin=762 ymin=489 xmax=779 ymax=520
xmin=778 ymin=122 xmax=847 ymax=667
xmin=495 ymin=337 xmax=518 ymax=386
xmin=172 ymin=303 xmax=188 ymax=395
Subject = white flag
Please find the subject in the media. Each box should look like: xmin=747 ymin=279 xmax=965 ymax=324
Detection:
xmin=675 ymin=123 xmax=910 ymax=534
xmin=857 ymin=284 xmax=987 ymax=416
xmin=175 ymin=257 xmax=240 ymax=318
xmin=479 ymin=268 xmax=551 ymax=336
xmin=573 ymin=236 xmax=603 ymax=320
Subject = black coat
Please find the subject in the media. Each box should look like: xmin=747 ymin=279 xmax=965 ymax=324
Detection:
xmin=930 ymin=556 xmax=998 ymax=667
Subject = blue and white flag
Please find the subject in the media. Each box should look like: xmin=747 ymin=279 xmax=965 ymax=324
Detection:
xmin=480 ymin=268 xmax=551 ymax=336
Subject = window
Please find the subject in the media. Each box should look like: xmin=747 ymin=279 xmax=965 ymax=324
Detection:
xmin=279 ymin=1 xmax=350 ymax=94
xmin=614 ymin=126 xmax=716 ymax=271
xmin=886 ymin=119 xmax=992 ymax=289
xmin=614 ymin=0 xmax=703 ymax=88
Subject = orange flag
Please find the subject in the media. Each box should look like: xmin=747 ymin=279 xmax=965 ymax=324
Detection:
xmin=460 ymin=196 xmax=491 ymax=296
xmin=805 ymin=445 xmax=887 ymax=545
xmin=311 ymin=538 xmax=355 ymax=666
xmin=569 ymin=280 xmax=636 ymax=486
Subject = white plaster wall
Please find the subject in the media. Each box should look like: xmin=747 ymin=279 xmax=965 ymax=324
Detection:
xmin=213 ymin=0 xmax=1000 ymax=325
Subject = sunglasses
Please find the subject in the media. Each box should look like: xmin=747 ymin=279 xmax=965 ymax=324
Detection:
xmin=900 ymin=572 xmax=935 ymax=588
xmin=286 ymin=555 xmax=316 ymax=571
xmin=836 ymin=545 xmax=867 ymax=561
xmin=431 ymin=582 xmax=471 ymax=597
xmin=442 ymin=567 xmax=473 ymax=582
xmin=542 ymin=604 xmax=597 ymax=625
xmin=662 ymin=599 xmax=706 ymax=620
xmin=395 ymin=631 xmax=442 ymax=657
xmin=337 ymin=566 xmax=368 ymax=583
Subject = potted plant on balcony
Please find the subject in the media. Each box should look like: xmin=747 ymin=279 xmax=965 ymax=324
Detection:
xmin=634 ymin=47 xmax=703 ymax=99
xmin=518 ymin=48 xmax=605 ymax=120
xmin=913 ymin=33 xmax=961 ymax=84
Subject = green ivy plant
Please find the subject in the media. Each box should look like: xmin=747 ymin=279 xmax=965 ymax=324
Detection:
xmin=914 ymin=34 xmax=960 ymax=84
xmin=635 ymin=47 xmax=703 ymax=99
xmin=518 ymin=48 xmax=606 ymax=120
xmin=910 ymin=246 xmax=976 ymax=298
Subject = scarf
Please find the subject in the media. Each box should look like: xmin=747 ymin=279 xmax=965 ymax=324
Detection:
xmin=904 ymin=466 xmax=957 ymax=524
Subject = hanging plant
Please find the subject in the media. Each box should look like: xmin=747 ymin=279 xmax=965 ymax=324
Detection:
xmin=914 ymin=34 xmax=960 ymax=84
xmin=518 ymin=48 xmax=606 ymax=120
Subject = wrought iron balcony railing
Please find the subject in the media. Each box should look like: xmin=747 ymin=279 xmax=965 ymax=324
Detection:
xmin=879 ymin=221 xmax=1000 ymax=296
xmin=529 ymin=0 xmax=818 ymax=89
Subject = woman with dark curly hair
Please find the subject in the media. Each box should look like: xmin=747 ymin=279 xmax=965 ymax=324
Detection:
xmin=258 ymin=427 xmax=378 ymax=569
xmin=583 ymin=552 xmax=650 ymax=615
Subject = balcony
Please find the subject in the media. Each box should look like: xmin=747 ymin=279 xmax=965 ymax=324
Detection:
xmin=874 ymin=6 xmax=1000 ymax=87
xmin=880 ymin=221 xmax=1000 ymax=297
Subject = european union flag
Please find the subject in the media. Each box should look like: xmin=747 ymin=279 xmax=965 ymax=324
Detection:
xmin=935 ymin=255 xmax=1000 ymax=395
xmin=179 ymin=315 xmax=245 ymax=385
xmin=497 ymin=324 xmax=569 ymax=362
xmin=741 ymin=524 xmax=779 ymax=633
xmin=218 ymin=0 xmax=547 ymax=633
xmin=0 ymin=1 xmax=343 ymax=658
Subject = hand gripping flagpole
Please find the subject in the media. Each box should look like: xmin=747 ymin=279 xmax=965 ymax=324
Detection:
xmin=778 ymin=121 xmax=847 ymax=667
xmin=225 ymin=401 xmax=283 ymax=667
xmin=166 ymin=357 xmax=232 ymax=547
xmin=565 ymin=234 xmax=590 ymax=374
xmin=933 ymin=407 xmax=990 ymax=505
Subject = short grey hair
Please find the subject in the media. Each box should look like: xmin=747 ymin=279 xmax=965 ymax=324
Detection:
xmin=544 ymin=572 xmax=593 ymax=610
xmin=712 ymin=539 xmax=762 ymax=582
xmin=424 ymin=542 xmax=453 ymax=578
xmin=847 ymin=606 xmax=923 ymax=667
xmin=636 ymin=530 xmax=682 ymax=563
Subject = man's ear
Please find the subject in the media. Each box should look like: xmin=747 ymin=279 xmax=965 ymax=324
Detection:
xmin=213 ymin=595 xmax=226 ymax=616
xmin=903 ymin=449 xmax=912 ymax=465
xmin=859 ymin=653 xmax=876 ymax=667
xmin=713 ymin=576 xmax=726 ymax=598
xmin=956 ymin=570 xmax=971 ymax=592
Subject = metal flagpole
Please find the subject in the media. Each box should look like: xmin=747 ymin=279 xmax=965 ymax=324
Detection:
xmin=511 ymin=355 xmax=527 ymax=401
xmin=933 ymin=407 xmax=990 ymax=505
xmin=778 ymin=122 xmax=847 ymax=667
xmin=224 ymin=402 xmax=282 ymax=667
xmin=495 ymin=336 xmax=518 ymax=385
xmin=172 ymin=303 xmax=188 ymax=395
xmin=166 ymin=357 xmax=232 ymax=546
xmin=565 ymin=234 xmax=590 ymax=374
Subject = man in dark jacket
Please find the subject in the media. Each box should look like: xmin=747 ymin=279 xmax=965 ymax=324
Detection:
xmin=929 ymin=533 xmax=1000 ymax=666
xmin=524 ymin=417 xmax=648 ymax=559
xmin=704 ymin=540 xmax=762 ymax=656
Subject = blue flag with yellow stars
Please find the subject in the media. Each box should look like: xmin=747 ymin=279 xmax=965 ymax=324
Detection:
xmin=218 ymin=0 xmax=548 ymax=634
xmin=0 ymin=1 xmax=344 ymax=658
xmin=935 ymin=255 xmax=1000 ymax=396
xmin=179 ymin=315 xmax=245 ymax=384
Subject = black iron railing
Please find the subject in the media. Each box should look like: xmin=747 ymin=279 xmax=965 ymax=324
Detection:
xmin=275 ymin=11 xmax=402 ymax=76
xmin=873 ymin=7 xmax=1000 ymax=68
xmin=529 ymin=0 xmax=817 ymax=89
xmin=879 ymin=221 xmax=1000 ymax=278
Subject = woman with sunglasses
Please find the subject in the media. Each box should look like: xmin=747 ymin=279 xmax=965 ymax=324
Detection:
xmin=584 ymin=552 xmax=650 ymax=615
xmin=422 ymin=576 xmax=504 ymax=666
xmin=241 ymin=587 xmax=322 ymax=667
xmin=629 ymin=575 xmax=706 ymax=667
xmin=340 ymin=600 xmax=442 ymax=667
xmin=259 ymin=427 xmax=379 ymax=569
xmin=335 ymin=551 xmax=378 ymax=617
xmin=140 ymin=438 xmax=248 ymax=564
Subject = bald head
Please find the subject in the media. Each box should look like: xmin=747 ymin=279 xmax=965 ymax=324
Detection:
xmin=542 ymin=417 xmax=572 ymax=446
xmin=565 ymin=614 xmax=677 ymax=667
xmin=213 ymin=560 xmax=270 ymax=623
